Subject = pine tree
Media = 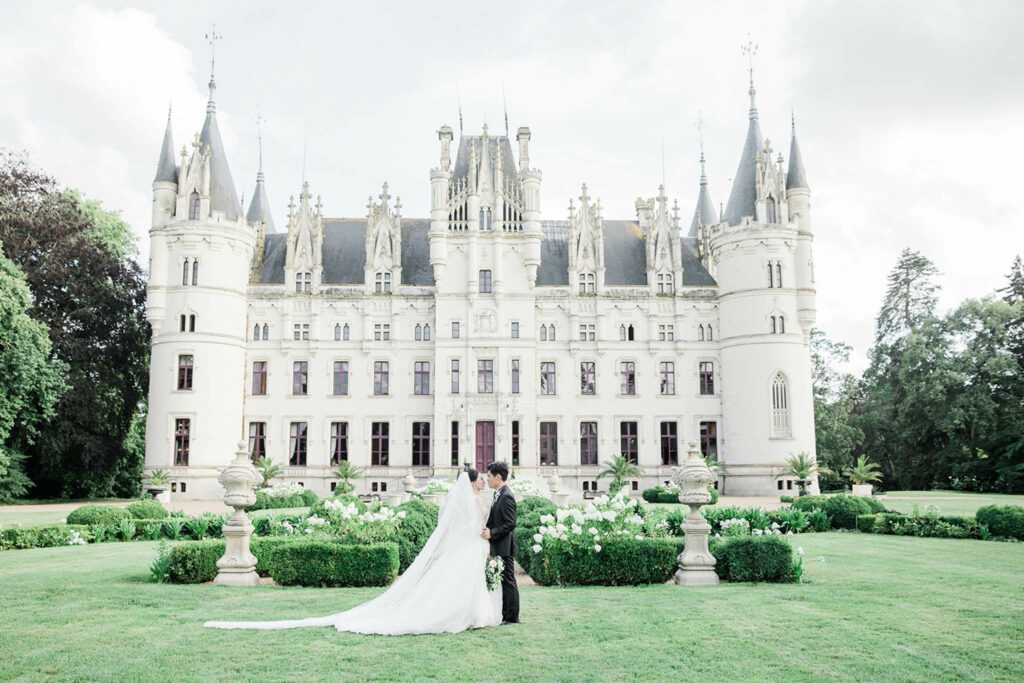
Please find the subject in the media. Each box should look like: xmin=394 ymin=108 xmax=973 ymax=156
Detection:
xmin=998 ymin=255 xmax=1024 ymax=305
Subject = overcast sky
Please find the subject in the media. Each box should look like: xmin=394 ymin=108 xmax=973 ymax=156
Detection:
xmin=1 ymin=1 xmax=1021 ymax=372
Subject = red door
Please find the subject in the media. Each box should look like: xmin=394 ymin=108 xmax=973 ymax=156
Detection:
xmin=475 ymin=421 xmax=495 ymax=471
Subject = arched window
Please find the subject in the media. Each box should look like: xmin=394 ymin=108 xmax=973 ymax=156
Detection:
xmin=415 ymin=324 xmax=422 ymax=341
xmin=619 ymin=324 xmax=626 ymax=341
xmin=191 ymin=259 xmax=199 ymax=286
xmin=771 ymin=372 xmax=791 ymax=437
xmin=776 ymin=263 xmax=783 ymax=288
xmin=262 ymin=323 xmax=269 ymax=340
xmin=189 ymin=191 xmax=201 ymax=220
xmin=189 ymin=314 xmax=196 ymax=332
xmin=765 ymin=197 xmax=777 ymax=223
xmin=182 ymin=259 xmax=189 ymax=286
xmin=423 ymin=324 xmax=431 ymax=341
xmin=254 ymin=324 xmax=260 ymax=341
xmin=180 ymin=314 xmax=186 ymax=332
xmin=540 ymin=325 xmax=548 ymax=342
xmin=779 ymin=316 xmax=786 ymax=334
xmin=549 ymin=324 xmax=556 ymax=341
xmin=335 ymin=324 xmax=342 ymax=341
xmin=698 ymin=324 xmax=705 ymax=342
xmin=627 ymin=324 xmax=635 ymax=341
xmin=770 ymin=316 xmax=777 ymax=334
xmin=708 ymin=325 xmax=714 ymax=341
xmin=342 ymin=323 xmax=350 ymax=341
xmin=768 ymin=262 xmax=775 ymax=288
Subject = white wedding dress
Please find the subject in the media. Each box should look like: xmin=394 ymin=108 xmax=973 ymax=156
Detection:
xmin=204 ymin=472 xmax=502 ymax=635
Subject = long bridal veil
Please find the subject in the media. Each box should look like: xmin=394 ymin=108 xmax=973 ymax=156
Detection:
xmin=204 ymin=471 xmax=500 ymax=634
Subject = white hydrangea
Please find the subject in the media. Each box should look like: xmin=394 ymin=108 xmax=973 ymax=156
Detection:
xmin=593 ymin=544 xmax=602 ymax=553
xmin=533 ymin=533 xmax=543 ymax=543
xmin=532 ymin=544 xmax=543 ymax=554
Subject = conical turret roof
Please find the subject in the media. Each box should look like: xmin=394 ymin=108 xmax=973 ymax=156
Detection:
xmin=689 ymin=153 xmax=718 ymax=237
xmin=722 ymin=81 xmax=763 ymax=225
xmin=153 ymin=109 xmax=177 ymax=184
xmin=198 ymin=80 xmax=240 ymax=221
xmin=247 ymin=170 xmax=275 ymax=232
xmin=786 ymin=116 xmax=809 ymax=191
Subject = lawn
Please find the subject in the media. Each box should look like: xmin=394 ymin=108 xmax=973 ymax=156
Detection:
xmin=1 ymin=534 xmax=1021 ymax=682
xmin=879 ymin=490 xmax=1024 ymax=517
xmin=0 ymin=505 xmax=309 ymax=528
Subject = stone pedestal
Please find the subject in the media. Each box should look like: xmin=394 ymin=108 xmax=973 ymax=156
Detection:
xmin=402 ymin=470 xmax=418 ymax=503
xmin=673 ymin=442 xmax=719 ymax=587
xmin=852 ymin=484 xmax=873 ymax=497
xmin=214 ymin=441 xmax=260 ymax=587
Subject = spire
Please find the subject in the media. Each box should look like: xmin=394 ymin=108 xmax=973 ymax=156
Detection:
xmin=786 ymin=112 xmax=810 ymax=191
xmin=246 ymin=115 xmax=275 ymax=232
xmin=153 ymin=105 xmax=177 ymax=184
xmin=689 ymin=146 xmax=718 ymax=237
xmin=197 ymin=26 xmax=240 ymax=221
xmin=204 ymin=25 xmax=221 ymax=113
xmin=722 ymin=38 xmax=763 ymax=226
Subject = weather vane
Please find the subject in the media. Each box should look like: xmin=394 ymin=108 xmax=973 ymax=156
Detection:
xmin=256 ymin=113 xmax=265 ymax=172
xmin=741 ymin=35 xmax=758 ymax=85
xmin=205 ymin=24 xmax=222 ymax=81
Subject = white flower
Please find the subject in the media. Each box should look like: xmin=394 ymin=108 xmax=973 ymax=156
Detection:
xmin=533 ymin=533 xmax=543 ymax=543
xmin=797 ymin=546 xmax=806 ymax=556
xmin=627 ymin=514 xmax=643 ymax=526
xmin=752 ymin=529 xmax=762 ymax=536
xmin=397 ymin=511 xmax=407 ymax=519
xmin=531 ymin=544 xmax=543 ymax=554
xmin=635 ymin=534 xmax=644 ymax=540
xmin=571 ymin=524 xmax=583 ymax=535
xmin=593 ymin=544 xmax=602 ymax=553
xmin=540 ymin=514 xmax=555 ymax=525
xmin=589 ymin=527 xmax=599 ymax=535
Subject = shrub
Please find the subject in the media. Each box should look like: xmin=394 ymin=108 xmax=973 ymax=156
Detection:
xmin=66 ymin=505 xmax=132 ymax=527
xmin=872 ymin=512 xmax=987 ymax=539
xmin=780 ymin=495 xmax=795 ymax=504
xmin=807 ymin=509 xmax=830 ymax=532
xmin=863 ymin=497 xmax=888 ymax=514
xmin=311 ymin=495 xmax=366 ymax=518
xmin=0 ymin=524 xmax=92 ymax=550
xmin=300 ymin=489 xmax=319 ymax=507
xmin=518 ymin=496 xmax=557 ymax=519
xmin=711 ymin=536 xmax=798 ymax=582
xmin=823 ymin=495 xmax=877 ymax=529
xmin=161 ymin=517 xmax=186 ymax=540
xmin=166 ymin=540 xmax=223 ymax=583
xmin=768 ymin=508 xmax=810 ymax=533
xmin=249 ymin=483 xmax=316 ymax=511
xmin=135 ymin=519 xmax=164 ymax=540
xmin=856 ymin=514 xmax=878 ymax=533
xmin=394 ymin=499 xmax=439 ymax=573
xmin=528 ymin=537 xmax=683 ymax=586
xmin=976 ymin=505 xmax=1024 ymax=540
xmin=790 ymin=495 xmax=829 ymax=514
xmin=126 ymin=499 xmax=168 ymax=520
xmin=642 ymin=486 xmax=680 ymax=504
xmin=269 ymin=541 xmax=400 ymax=587
xmin=114 ymin=517 xmax=137 ymax=541
xmin=514 ymin=500 xmax=557 ymax=574
xmin=150 ymin=541 xmax=172 ymax=582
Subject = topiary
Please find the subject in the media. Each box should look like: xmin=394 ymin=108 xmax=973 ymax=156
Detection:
xmin=66 ymin=504 xmax=132 ymax=527
xmin=527 ymin=537 xmax=684 ymax=586
xmin=712 ymin=535 xmax=797 ymax=582
xmin=517 ymin=496 xmax=556 ymax=519
xmin=975 ymin=506 xmax=1024 ymax=539
xmin=269 ymin=541 xmax=400 ymax=587
xmin=822 ymin=495 xmax=876 ymax=529
xmin=856 ymin=514 xmax=878 ymax=533
xmin=126 ymin=499 xmax=168 ymax=520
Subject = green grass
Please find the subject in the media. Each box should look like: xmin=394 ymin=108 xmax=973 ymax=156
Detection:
xmin=0 ymin=505 xmax=309 ymax=528
xmin=1 ymin=534 xmax=1021 ymax=682
xmin=880 ymin=490 xmax=1024 ymax=517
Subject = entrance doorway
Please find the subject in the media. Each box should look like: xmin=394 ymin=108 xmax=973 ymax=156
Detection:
xmin=475 ymin=421 xmax=495 ymax=471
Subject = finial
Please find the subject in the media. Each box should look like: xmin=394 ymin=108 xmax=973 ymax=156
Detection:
xmin=394 ymin=196 xmax=402 ymax=214
xmin=482 ymin=122 xmax=489 ymax=138
xmin=315 ymin=194 xmax=323 ymax=214
xmin=661 ymin=137 xmax=666 ymax=188
xmin=288 ymin=194 xmax=295 ymax=214
xmin=741 ymin=35 xmax=759 ymax=119
xmin=696 ymin=111 xmax=707 ymax=183
xmin=380 ymin=181 xmax=390 ymax=205
xmin=658 ymin=183 xmax=667 ymax=201
xmin=791 ymin=109 xmax=797 ymax=134
xmin=502 ymin=82 xmax=510 ymax=138
xmin=568 ymin=198 xmax=575 ymax=219
xmin=256 ymin=113 xmax=265 ymax=179
xmin=580 ymin=182 xmax=589 ymax=200
xmin=457 ymin=83 xmax=464 ymax=136
xmin=204 ymin=25 xmax=222 ymax=113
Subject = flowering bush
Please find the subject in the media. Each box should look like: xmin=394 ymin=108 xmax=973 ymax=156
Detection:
xmin=507 ymin=477 xmax=546 ymax=499
xmin=415 ymin=478 xmax=453 ymax=496
xmin=250 ymin=483 xmax=318 ymax=510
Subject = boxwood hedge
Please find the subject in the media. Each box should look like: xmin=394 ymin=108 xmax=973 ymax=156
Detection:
xmin=527 ymin=537 xmax=684 ymax=586
xmin=269 ymin=541 xmax=399 ymax=587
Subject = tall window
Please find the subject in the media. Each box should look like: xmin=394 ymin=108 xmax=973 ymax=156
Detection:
xmin=659 ymin=361 xmax=675 ymax=395
xmin=262 ymin=323 xmax=269 ymax=340
xmin=580 ymin=421 xmax=598 ymax=465
xmin=768 ymin=261 xmax=775 ymax=288
xmin=412 ymin=422 xmax=431 ymax=466
xmin=626 ymin=324 xmax=635 ymax=341
xmin=450 ymin=421 xmax=459 ymax=466
xmin=330 ymin=422 xmax=348 ymax=464
xmin=177 ymin=355 xmax=193 ymax=391
xmin=188 ymin=314 xmax=196 ymax=332
xmin=660 ymin=421 xmax=679 ymax=465
xmin=191 ymin=259 xmax=199 ymax=286
xmin=479 ymin=269 xmax=492 ymax=293
xmin=540 ymin=325 xmax=547 ymax=342
xmin=333 ymin=361 xmax=349 ymax=396
xmin=414 ymin=324 xmax=422 ymax=341
xmin=699 ymin=362 xmax=715 ymax=395
xmin=779 ymin=316 xmax=785 ymax=334
xmin=252 ymin=361 xmax=267 ymax=395
xmin=335 ymin=324 xmax=342 ymax=341
xmin=180 ymin=314 xmax=186 ymax=332
xmin=174 ymin=418 xmax=190 ymax=466
xmin=540 ymin=362 xmax=556 ymax=395
xmin=776 ymin=263 xmax=783 ymax=288
xmin=342 ymin=323 xmax=350 ymax=341
xmin=371 ymin=422 xmax=389 ymax=466
xmin=579 ymin=324 xmax=595 ymax=341
xmin=578 ymin=273 xmax=595 ymax=295
xmin=295 ymin=272 xmax=311 ymax=293
xmin=511 ymin=359 xmax=521 ymax=394
xmin=511 ymin=321 xmax=520 ymax=339
xmin=374 ymin=361 xmax=389 ymax=395
xmin=414 ymin=361 xmax=431 ymax=395
xmin=707 ymin=325 xmax=713 ymax=341
xmin=700 ymin=421 xmax=718 ymax=460
xmin=450 ymin=359 xmax=460 ymax=394
xmin=766 ymin=196 xmax=778 ymax=223
xmin=511 ymin=420 xmax=520 ymax=466
xmin=580 ymin=362 xmax=596 ymax=395
xmin=188 ymin=191 xmax=200 ymax=220
xmin=451 ymin=321 xmax=460 ymax=339
xmin=771 ymin=316 xmax=777 ymax=334
xmin=657 ymin=272 xmax=674 ymax=295
xmin=477 ymin=359 xmax=494 ymax=393
xmin=620 ymin=361 xmax=636 ymax=395
xmin=248 ymin=422 xmax=266 ymax=463
xmin=289 ymin=421 xmax=308 ymax=466
xmin=292 ymin=361 xmax=308 ymax=395
xmin=375 ymin=272 xmax=392 ymax=294
xmin=771 ymin=372 xmax=792 ymax=437
xmin=423 ymin=324 xmax=431 ymax=341
xmin=539 ymin=422 xmax=558 ymax=466
xmin=698 ymin=324 xmax=705 ymax=342
xmin=548 ymin=324 xmax=556 ymax=341
xmin=620 ymin=324 xmax=626 ymax=341
xmin=620 ymin=421 xmax=638 ymax=464
xmin=182 ymin=260 xmax=189 ymax=286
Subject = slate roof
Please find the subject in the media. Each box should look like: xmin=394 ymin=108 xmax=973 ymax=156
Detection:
xmin=688 ymin=176 xmax=718 ymax=237
xmin=199 ymin=106 xmax=241 ymax=221
xmin=786 ymin=127 xmax=809 ymax=191
xmin=246 ymin=172 xmax=276 ymax=233
xmin=153 ymin=112 xmax=178 ymax=184
xmin=453 ymin=135 xmax=519 ymax=183
xmin=256 ymin=218 xmax=716 ymax=288
xmin=722 ymin=108 xmax=763 ymax=226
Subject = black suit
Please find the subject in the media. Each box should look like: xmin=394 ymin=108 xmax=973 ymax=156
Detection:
xmin=486 ymin=485 xmax=519 ymax=623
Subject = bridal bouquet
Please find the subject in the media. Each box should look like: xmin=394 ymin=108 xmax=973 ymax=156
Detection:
xmin=485 ymin=556 xmax=504 ymax=592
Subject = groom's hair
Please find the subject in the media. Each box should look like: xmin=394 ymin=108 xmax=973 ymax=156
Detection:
xmin=487 ymin=462 xmax=509 ymax=481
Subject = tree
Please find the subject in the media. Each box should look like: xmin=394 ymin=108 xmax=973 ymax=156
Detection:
xmin=0 ymin=151 xmax=150 ymax=497
xmin=874 ymin=248 xmax=941 ymax=346
xmin=845 ymin=455 xmax=883 ymax=485
xmin=810 ymin=329 xmax=864 ymax=488
xmin=333 ymin=461 xmax=364 ymax=495
xmin=255 ymin=457 xmax=282 ymax=488
xmin=784 ymin=452 xmax=828 ymax=496
xmin=998 ymin=255 xmax=1024 ymax=305
xmin=597 ymin=455 xmax=641 ymax=495
xmin=0 ymin=245 xmax=67 ymax=501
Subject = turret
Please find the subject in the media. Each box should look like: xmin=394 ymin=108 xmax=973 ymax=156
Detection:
xmin=246 ymin=132 xmax=275 ymax=280
xmin=429 ymin=125 xmax=453 ymax=284
xmin=518 ymin=127 xmax=542 ymax=287
xmin=688 ymin=149 xmax=718 ymax=238
xmin=152 ymin=107 xmax=178 ymax=228
xmin=787 ymin=114 xmax=815 ymax=331
xmin=567 ymin=183 xmax=605 ymax=294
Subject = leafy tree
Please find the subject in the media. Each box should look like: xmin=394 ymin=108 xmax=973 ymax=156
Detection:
xmin=0 ymin=246 xmax=67 ymax=501
xmin=66 ymin=190 xmax=138 ymax=260
xmin=0 ymin=151 xmax=150 ymax=498
xmin=597 ymin=455 xmax=641 ymax=495
xmin=810 ymin=329 xmax=864 ymax=488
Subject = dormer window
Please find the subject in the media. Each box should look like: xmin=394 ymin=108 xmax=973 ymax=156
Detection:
xmin=765 ymin=196 xmax=778 ymax=223
xmin=189 ymin=191 xmax=200 ymax=220
xmin=375 ymin=271 xmax=392 ymax=294
xmin=295 ymin=272 xmax=311 ymax=293
xmin=578 ymin=273 xmax=595 ymax=295
xmin=657 ymin=273 xmax=674 ymax=295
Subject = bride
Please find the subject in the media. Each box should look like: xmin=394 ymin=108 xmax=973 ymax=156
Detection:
xmin=204 ymin=468 xmax=502 ymax=635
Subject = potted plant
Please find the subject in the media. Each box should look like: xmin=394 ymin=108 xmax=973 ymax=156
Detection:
xmin=597 ymin=455 xmax=641 ymax=496
xmin=333 ymin=460 xmax=364 ymax=496
xmin=845 ymin=455 xmax=882 ymax=497
xmin=255 ymin=457 xmax=282 ymax=489
xmin=146 ymin=469 xmax=171 ymax=504
xmin=784 ymin=452 xmax=830 ymax=497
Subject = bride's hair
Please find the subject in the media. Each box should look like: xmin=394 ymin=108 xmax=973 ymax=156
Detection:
xmin=464 ymin=467 xmax=479 ymax=482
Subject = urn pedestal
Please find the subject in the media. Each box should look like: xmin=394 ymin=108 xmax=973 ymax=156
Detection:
xmin=673 ymin=442 xmax=719 ymax=587
xmin=214 ymin=441 xmax=260 ymax=587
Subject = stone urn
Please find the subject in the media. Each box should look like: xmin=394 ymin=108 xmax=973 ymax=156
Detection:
xmin=852 ymin=483 xmax=874 ymax=497
xmin=672 ymin=442 xmax=719 ymax=587
xmin=213 ymin=441 xmax=261 ymax=586
xmin=402 ymin=470 xmax=418 ymax=503
xmin=547 ymin=470 xmax=570 ymax=507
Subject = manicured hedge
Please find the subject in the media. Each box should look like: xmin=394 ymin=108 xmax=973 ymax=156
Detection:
xmin=527 ymin=537 xmax=684 ymax=587
xmin=0 ymin=524 xmax=92 ymax=550
xmin=868 ymin=512 xmax=987 ymax=539
xmin=642 ymin=486 xmax=680 ymax=504
xmin=269 ymin=541 xmax=399 ymax=587
xmin=249 ymin=488 xmax=319 ymax=511
xmin=976 ymin=505 xmax=1024 ymax=540
xmin=711 ymin=536 xmax=798 ymax=583
xmin=856 ymin=514 xmax=878 ymax=533
xmin=126 ymin=499 xmax=168 ymax=520
xmin=791 ymin=495 xmax=885 ymax=530
xmin=66 ymin=505 xmax=132 ymax=526
xmin=394 ymin=499 xmax=439 ymax=573
xmin=164 ymin=536 xmax=310 ymax=583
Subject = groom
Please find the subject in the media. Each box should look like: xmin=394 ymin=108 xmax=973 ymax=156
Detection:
xmin=481 ymin=462 xmax=519 ymax=624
